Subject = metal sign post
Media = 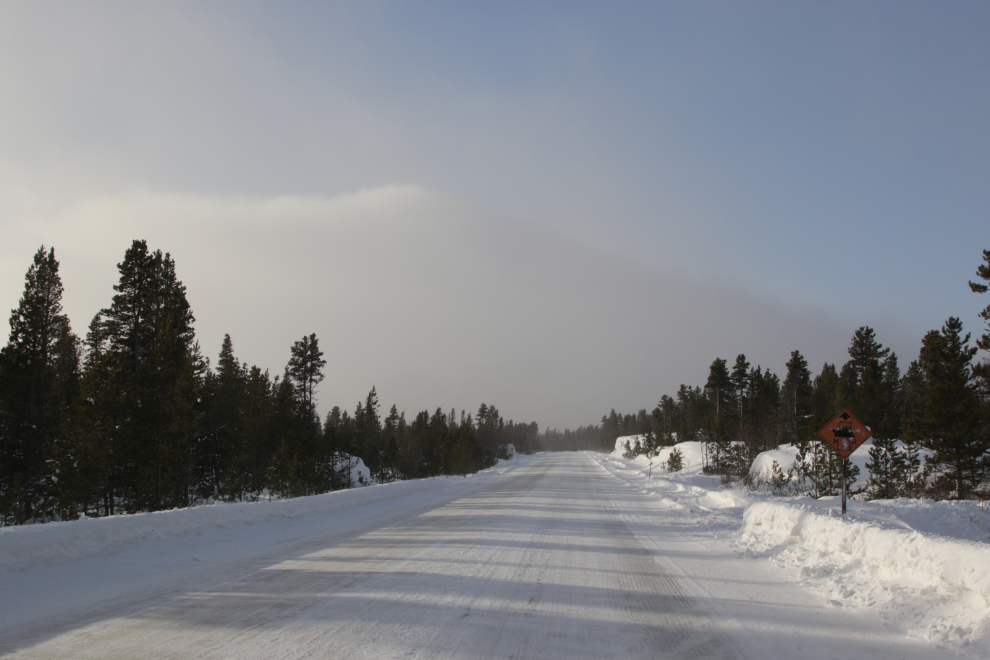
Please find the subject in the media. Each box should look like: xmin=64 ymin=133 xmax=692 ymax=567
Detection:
xmin=818 ymin=409 xmax=872 ymax=515
xmin=841 ymin=459 xmax=847 ymax=515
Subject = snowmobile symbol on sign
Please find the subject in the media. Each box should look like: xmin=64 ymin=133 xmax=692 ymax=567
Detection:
xmin=818 ymin=408 xmax=871 ymax=459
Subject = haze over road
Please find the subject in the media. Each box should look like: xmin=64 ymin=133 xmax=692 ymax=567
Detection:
xmin=0 ymin=454 xmax=955 ymax=659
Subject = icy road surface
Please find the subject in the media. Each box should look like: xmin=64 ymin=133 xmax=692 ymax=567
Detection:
xmin=0 ymin=453 xmax=958 ymax=659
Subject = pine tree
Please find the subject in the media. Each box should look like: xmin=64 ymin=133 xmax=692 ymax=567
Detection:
xmin=0 ymin=247 xmax=79 ymax=522
xmin=656 ymin=395 xmax=676 ymax=446
xmin=730 ymin=354 xmax=750 ymax=443
xmin=200 ymin=334 xmax=251 ymax=501
xmin=969 ymin=249 xmax=990 ymax=352
xmin=287 ymin=333 xmax=326 ymax=422
xmin=864 ymin=436 xmax=906 ymax=500
xmin=93 ymin=240 xmax=201 ymax=512
xmin=896 ymin=360 xmax=927 ymax=497
xmin=746 ymin=366 xmax=781 ymax=453
xmin=380 ymin=404 xmax=401 ymax=482
xmin=915 ymin=318 xmax=982 ymax=497
xmin=355 ymin=387 xmax=382 ymax=480
xmin=703 ymin=358 xmax=734 ymax=473
xmin=782 ymin=350 xmax=812 ymax=446
xmin=241 ymin=366 xmax=275 ymax=495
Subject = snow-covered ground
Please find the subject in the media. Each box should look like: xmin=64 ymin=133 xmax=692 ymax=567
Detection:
xmin=0 ymin=454 xmax=490 ymax=572
xmin=599 ymin=436 xmax=990 ymax=656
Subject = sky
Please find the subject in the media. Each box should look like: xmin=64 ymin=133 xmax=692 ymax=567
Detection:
xmin=0 ymin=2 xmax=988 ymax=430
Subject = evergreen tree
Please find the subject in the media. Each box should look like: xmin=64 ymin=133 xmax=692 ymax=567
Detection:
xmin=199 ymin=334 xmax=252 ymax=501
xmin=829 ymin=328 xmax=901 ymax=498
xmin=730 ymin=354 xmax=750 ymax=431
xmin=782 ymin=350 xmax=812 ymax=446
xmin=656 ymin=395 xmax=676 ymax=446
xmin=703 ymin=357 xmax=734 ymax=472
xmin=914 ymin=318 xmax=982 ymax=497
xmin=354 ymin=387 xmax=382 ymax=479
xmin=896 ymin=360 xmax=927 ymax=497
xmin=802 ymin=363 xmax=850 ymax=497
xmin=0 ymin=247 xmax=79 ymax=522
xmin=969 ymin=250 xmax=990 ymax=411
xmin=63 ymin=313 xmax=126 ymax=516
xmin=323 ymin=405 xmax=355 ymax=489
xmin=380 ymin=404 xmax=401 ymax=482
xmin=287 ymin=333 xmax=326 ymax=422
xmin=969 ymin=249 xmax=990 ymax=352
xmin=97 ymin=240 xmax=201 ymax=511
xmin=837 ymin=327 xmax=899 ymax=437
xmin=745 ymin=365 xmax=781 ymax=453
xmin=241 ymin=365 xmax=276 ymax=495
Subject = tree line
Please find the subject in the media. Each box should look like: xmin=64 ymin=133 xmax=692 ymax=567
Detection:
xmin=563 ymin=250 xmax=990 ymax=501
xmin=0 ymin=241 xmax=538 ymax=526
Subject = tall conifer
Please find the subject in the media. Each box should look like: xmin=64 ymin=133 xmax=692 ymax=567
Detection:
xmin=0 ymin=247 xmax=78 ymax=522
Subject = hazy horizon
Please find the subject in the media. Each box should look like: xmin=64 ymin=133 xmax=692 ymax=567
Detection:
xmin=1 ymin=2 xmax=987 ymax=429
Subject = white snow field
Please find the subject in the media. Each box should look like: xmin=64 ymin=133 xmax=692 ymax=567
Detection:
xmin=0 ymin=451 xmax=970 ymax=660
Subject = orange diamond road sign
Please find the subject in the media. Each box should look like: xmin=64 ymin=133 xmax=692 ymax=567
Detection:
xmin=818 ymin=408 xmax=872 ymax=459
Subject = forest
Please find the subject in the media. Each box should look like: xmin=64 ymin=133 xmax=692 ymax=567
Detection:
xmin=2 ymin=242 xmax=989 ymax=526
xmin=0 ymin=241 xmax=539 ymax=525
xmin=564 ymin=250 xmax=990 ymax=502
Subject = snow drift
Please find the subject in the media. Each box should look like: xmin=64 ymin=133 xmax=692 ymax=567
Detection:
xmin=0 ymin=453 xmax=525 ymax=572
xmin=741 ymin=500 xmax=990 ymax=652
xmin=594 ymin=443 xmax=990 ymax=656
xmin=610 ymin=435 xmax=705 ymax=474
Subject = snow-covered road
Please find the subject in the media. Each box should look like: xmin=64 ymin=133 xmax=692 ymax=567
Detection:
xmin=0 ymin=453 xmax=960 ymax=659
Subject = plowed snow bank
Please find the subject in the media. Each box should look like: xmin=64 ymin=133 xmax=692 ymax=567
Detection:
xmin=0 ymin=455 xmax=526 ymax=571
xmin=596 ymin=440 xmax=990 ymax=656
xmin=742 ymin=501 xmax=990 ymax=652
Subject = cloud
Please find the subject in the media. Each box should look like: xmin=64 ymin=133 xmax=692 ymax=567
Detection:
xmin=0 ymin=186 xmax=870 ymax=429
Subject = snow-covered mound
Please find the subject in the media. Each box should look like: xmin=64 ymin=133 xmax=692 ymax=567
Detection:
xmin=749 ymin=446 xmax=800 ymax=481
xmin=349 ymin=455 xmax=375 ymax=485
xmin=611 ymin=434 xmax=645 ymax=456
xmin=610 ymin=435 xmax=703 ymax=474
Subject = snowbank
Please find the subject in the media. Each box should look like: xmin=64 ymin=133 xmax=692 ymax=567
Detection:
xmin=610 ymin=435 xmax=704 ymax=474
xmin=0 ymin=479 xmax=437 ymax=571
xmin=0 ymin=454 xmax=528 ymax=572
xmin=592 ymin=446 xmax=990 ymax=656
xmin=742 ymin=500 xmax=990 ymax=651
xmin=749 ymin=446 xmax=800 ymax=481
